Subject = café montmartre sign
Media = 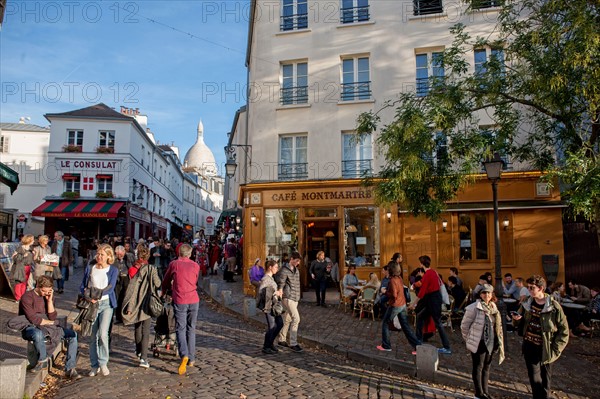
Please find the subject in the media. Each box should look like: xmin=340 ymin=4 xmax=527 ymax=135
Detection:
xmin=267 ymin=187 xmax=372 ymax=204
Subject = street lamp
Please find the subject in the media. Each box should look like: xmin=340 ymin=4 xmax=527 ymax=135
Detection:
xmin=483 ymin=152 xmax=504 ymax=298
xmin=171 ymin=209 xmax=177 ymax=220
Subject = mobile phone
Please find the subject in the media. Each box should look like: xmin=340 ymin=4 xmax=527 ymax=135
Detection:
xmin=510 ymin=311 xmax=519 ymax=316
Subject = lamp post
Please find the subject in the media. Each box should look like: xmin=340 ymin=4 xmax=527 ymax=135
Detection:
xmin=483 ymin=152 xmax=507 ymax=349
xmin=483 ymin=152 xmax=504 ymax=297
xmin=223 ymin=144 xmax=252 ymax=208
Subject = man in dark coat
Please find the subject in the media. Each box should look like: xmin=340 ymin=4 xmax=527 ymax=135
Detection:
xmin=113 ymin=245 xmax=134 ymax=324
xmin=51 ymin=231 xmax=73 ymax=294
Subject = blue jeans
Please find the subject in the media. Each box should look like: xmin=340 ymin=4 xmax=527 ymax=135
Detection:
xmin=90 ymin=299 xmax=113 ymax=368
xmin=174 ymin=302 xmax=199 ymax=361
xmin=22 ymin=327 xmax=78 ymax=371
xmin=382 ymin=305 xmax=422 ymax=349
xmin=263 ymin=312 xmax=284 ymax=349
xmin=57 ymin=261 xmax=69 ymax=290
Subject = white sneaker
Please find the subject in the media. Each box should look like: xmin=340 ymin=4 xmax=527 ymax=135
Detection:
xmin=139 ymin=359 xmax=150 ymax=369
xmin=88 ymin=368 xmax=99 ymax=377
xmin=100 ymin=365 xmax=110 ymax=376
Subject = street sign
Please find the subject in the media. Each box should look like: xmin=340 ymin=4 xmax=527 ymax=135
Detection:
xmin=18 ymin=214 xmax=26 ymax=222
xmin=206 ymin=216 xmax=214 ymax=223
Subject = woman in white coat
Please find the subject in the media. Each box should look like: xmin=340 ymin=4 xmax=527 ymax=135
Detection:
xmin=460 ymin=284 xmax=504 ymax=399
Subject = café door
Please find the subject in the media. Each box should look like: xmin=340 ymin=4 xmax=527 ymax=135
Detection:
xmin=301 ymin=220 xmax=340 ymax=291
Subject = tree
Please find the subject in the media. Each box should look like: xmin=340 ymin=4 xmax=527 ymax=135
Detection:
xmin=356 ymin=0 xmax=600 ymax=231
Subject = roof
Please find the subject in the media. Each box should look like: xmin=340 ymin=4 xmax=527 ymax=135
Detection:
xmin=0 ymin=123 xmax=50 ymax=132
xmin=44 ymin=103 xmax=134 ymax=122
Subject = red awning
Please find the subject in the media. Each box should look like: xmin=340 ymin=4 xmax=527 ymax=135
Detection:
xmin=96 ymin=174 xmax=112 ymax=179
xmin=32 ymin=201 xmax=125 ymax=218
xmin=62 ymin=174 xmax=78 ymax=180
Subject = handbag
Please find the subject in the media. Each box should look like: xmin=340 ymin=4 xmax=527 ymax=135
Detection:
xmin=387 ymin=314 xmax=402 ymax=332
xmin=439 ymin=276 xmax=450 ymax=305
xmin=271 ymin=297 xmax=285 ymax=316
xmin=76 ymin=294 xmax=90 ymax=309
xmin=143 ymin=267 xmax=164 ymax=318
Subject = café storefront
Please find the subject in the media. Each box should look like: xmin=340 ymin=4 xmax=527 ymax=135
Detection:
xmin=239 ymin=174 xmax=566 ymax=296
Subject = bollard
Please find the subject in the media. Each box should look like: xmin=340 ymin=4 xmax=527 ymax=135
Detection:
xmin=221 ymin=290 xmax=233 ymax=306
xmin=0 ymin=359 xmax=27 ymax=399
xmin=209 ymin=283 xmax=219 ymax=299
xmin=415 ymin=344 xmax=438 ymax=381
xmin=243 ymin=298 xmax=257 ymax=317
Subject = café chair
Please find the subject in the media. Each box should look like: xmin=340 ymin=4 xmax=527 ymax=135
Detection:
xmin=441 ymin=295 xmax=455 ymax=332
xmin=451 ymin=292 xmax=470 ymax=325
xmin=590 ymin=319 xmax=600 ymax=338
xmin=354 ymin=287 xmax=377 ymax=320
xmin=338 ymin=280 xmax=353 ymax=312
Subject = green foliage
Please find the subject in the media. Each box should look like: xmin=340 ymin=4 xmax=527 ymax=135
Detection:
xmin=357 ymin=0 xmax=600 ymax=221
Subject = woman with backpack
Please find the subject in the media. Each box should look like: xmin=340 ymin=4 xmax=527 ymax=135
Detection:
xmin=122 ymin=245 xmax=162 ymax=369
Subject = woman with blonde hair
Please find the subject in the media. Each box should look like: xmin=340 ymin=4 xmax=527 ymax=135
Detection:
xmin=11 ymin=234 xmax=35 ymax=300
xmin=32 ymin=235 xmax=53 ymax=278
xmin=365 ymin=272 xmax=381 ymax=291
xmin=79 ymin=243 xmax=118 ymax=376
xmin=122 ymin=245 xmax=161 ymax=368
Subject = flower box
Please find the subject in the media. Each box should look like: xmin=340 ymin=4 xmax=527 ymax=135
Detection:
xmin=61 ymin=191 xmax=80 ymax=199
xmin=96 ymin=147 xmax=115 ymax=154
xmin=95 ymin=192 xmax=114 ymax=199
xmin=63 ymin=145 xmax=82 ymax=153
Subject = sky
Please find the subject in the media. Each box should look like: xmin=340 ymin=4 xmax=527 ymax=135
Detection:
xmin=0 ymin=0 xmax=250 ymax=169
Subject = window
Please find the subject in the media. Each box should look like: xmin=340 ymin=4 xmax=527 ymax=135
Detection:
xmin=422 ymin=131 xmax=448 ymax=167
xmin=459 ymin=213 xmax=488 ymax=261
xmin=141 ymin=145 xmax=145 ymax=166
xmin=279 ymin=135 xmax=308 ymax=180
xmin=68 ymin=130 xmax=83 ymax=148
xmin=147 ymin=151 xmax=150 ymax=170
xmin=281 ymin=0 xmax=307 ymax=31
xmin=341 ymin=56 xmax=371 ymax=101
xmin=472 ymin=0 xmax=501 ymax=9
xmin=416 ymin=51 xmax=444 ymax=96
xmin=281 ymin=62 xmax=308 ymax=105
xmin=265 ymin=209 xmax=299 ymax=261
xmin=98 ymin=131 xmax=115 ymax=149
xmin=342 ymin=132 xmax=372 ymax=178
xmin=0 ymin=136 xmax=9 ymax=153
xmin=340 ymin=0 xmax=369 ymax=23
xmin=413 ymin=0 xmax=443 ymax=16
xmin=474 ymin=48 xmax=504 ymax=76
xmin=344 ymin=206 xmax=380 ymax=266
xmin=97 ymin=176 xmax=113 ymax=193
xmin=159 ymin=165 xmax=163 ymax=182
xmin=65 ymin=174 xmax=81 ymax=193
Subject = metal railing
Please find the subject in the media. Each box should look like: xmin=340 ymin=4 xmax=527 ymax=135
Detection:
xmin=342 ymin=159 xmax=372 ymax=178
xmin=280 ymin=86 xmax=308 ymax=105
xmin=340 ymin=5 xmax=370 ymax=23
xmin=280 ymin=13 xmax=308 ymax=31
xmin=413 ymin=0 xmax=443 ymax=16
xmin=278 ymin=162 xmax=308 ymax=180
xmin=340 ymin=81 xmax=371 ymax=101
xmin=472 ymin=0 xmax=501 ymax=9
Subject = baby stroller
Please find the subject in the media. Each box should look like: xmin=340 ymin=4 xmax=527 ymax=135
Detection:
xmin=151 ymin=294 xmax=178 ymax=358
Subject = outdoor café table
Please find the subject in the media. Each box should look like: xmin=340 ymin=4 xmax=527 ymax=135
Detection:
xmin=503 ymin=297 xmax=518 ymax=312
xmin=562 ymin=302 xmax=587 ymax=330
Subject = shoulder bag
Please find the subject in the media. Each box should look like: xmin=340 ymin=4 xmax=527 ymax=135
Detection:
xmin=143 ymin=266 xmax=164 ymax=318
xmin=439 ymin=276 xmax=450 ymax=305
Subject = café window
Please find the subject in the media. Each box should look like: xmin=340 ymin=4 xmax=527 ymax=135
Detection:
xmin=344 ymin=206 xmax=380 ymax=267
xmin=97 ymin=175 xmax=113 ymax=193
xmin=64 ymin=173 xmax=81 ymax=193
xmin=98 ymin=130 xmax=115 ymax=149
xmin=265 ymin=209 xmax=299 ymax=262
xmin=305 ymin=208 xmax=337 ymax=218
xmin=67 ymin=130 xmax=84 ymax=148
xmin=459 ymin=212 xmax=488 ymax=261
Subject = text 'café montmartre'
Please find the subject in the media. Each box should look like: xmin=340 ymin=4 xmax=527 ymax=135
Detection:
xmin=238 ymin=177 xmax=566 ymax=295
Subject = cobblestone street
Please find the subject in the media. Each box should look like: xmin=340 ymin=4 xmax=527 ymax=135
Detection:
xmin=52 ymin=296 xmax=472 ymax=399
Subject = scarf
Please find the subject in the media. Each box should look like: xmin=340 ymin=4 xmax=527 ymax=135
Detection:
xmin=480 ymin=300 xmax=498 ymax=354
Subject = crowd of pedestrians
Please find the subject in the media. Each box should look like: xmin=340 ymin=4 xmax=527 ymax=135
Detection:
xmin=8 ymin=229 xmax=242 ymax=378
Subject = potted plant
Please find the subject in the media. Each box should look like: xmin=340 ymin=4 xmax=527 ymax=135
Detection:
xmin=63 ymin=145 xmax=82 ymax=153
xmin=61 ymin=191 xmax=80 ymax=199
xmin=95 ymin=192 xmax=114 ymax=199
xmin=96 ymin=147 xmax=115 ymax=154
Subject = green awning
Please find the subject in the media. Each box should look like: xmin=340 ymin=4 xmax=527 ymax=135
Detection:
xmin=217 ymin=208 xmax=242 ymax=226
xmin=0 ymin=162 xmax=19 ymax=194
